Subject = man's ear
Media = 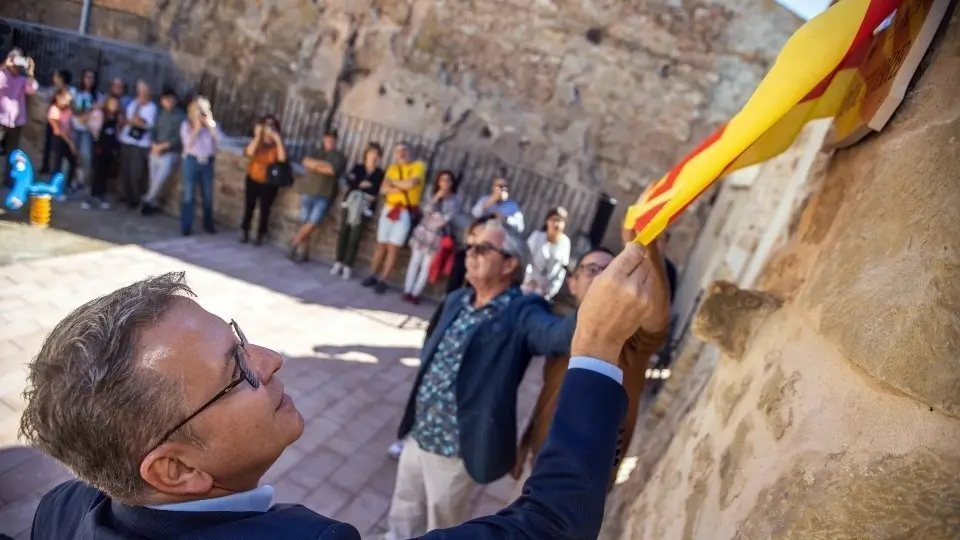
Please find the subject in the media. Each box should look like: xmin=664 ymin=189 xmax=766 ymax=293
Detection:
xmin=140 ymin=443 xmax=213 ymax=498
xmin=504 ymin=257 xmax=520 ymax=279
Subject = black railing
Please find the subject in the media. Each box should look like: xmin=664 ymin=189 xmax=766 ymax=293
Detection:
xmin=0 ymin=17 xmax=599 ymax=239
xmin=0 ymin=18 xmax=194 ymax=98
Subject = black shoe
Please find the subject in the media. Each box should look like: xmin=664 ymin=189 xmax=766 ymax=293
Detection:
xmin=182 ymin=230 xmax=192 ymax=237
xmin=140 ymin=203 xmax=157 ymax=216
xmin=252 ymin=235 xmax=263 ymax=246
xmin=239 ymin=231 xmax=249 ymax=244
xmin=373 ymin=280 xmax=388 ymax=294
xmin=361 ymin=276 xmax=378 ymax=288
xmin=204 ymin=226 xmax=216 ymax=234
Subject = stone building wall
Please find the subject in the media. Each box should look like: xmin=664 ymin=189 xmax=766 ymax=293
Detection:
xmin=1 ymin=0 xmax=802 ymax=248
xmin=606 ymin=9 xmax=960 ymax=539
xmin=598 ymin=114 xmax=831 ymax=540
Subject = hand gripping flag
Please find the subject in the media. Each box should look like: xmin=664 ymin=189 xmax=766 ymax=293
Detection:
xmin=625 ymin=0 xmax=903 ymax=246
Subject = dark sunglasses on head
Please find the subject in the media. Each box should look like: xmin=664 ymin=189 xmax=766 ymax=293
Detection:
xmin=467 ymin=242 xmax=512 ymax=258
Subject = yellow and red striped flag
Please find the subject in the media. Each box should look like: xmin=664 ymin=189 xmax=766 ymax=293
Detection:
xmin=625 ymin=0 xmax=902 ymax=246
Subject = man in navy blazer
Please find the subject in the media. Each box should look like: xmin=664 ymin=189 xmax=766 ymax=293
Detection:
xmin=22 ymin=242 xmax=660 ymax=539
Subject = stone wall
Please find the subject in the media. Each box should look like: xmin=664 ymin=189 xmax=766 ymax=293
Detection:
xmin=608 ymin=9 xmax=960 ymax=539
xmin=1 ymin=0 xmax=802 ymax=248
xmin=18 ymin=93 xmax=443 ymax=295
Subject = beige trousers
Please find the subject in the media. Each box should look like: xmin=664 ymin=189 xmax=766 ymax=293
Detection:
xmin=387 ymin=437 xmax=477 ymax=539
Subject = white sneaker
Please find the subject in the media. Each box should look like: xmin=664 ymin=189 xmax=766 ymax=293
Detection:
xmin=329 ymin=262 xmax=343 ymax=276
xmin=81 ymin=201 xmax=93 ymax=210
xmin=99 ymin=200 xmax=111 ymax=210
xmin=342 ymin=267 xmax=352 ymax=280
xmin=387 ymin=440 xmax=403 ymax=460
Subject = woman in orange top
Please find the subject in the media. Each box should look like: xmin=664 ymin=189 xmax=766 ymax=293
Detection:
xmin=241 ymin=115 xmax=286 ymax=245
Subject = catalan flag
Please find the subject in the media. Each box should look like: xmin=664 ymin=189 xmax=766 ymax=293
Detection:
xmin=625 ymin=0 xmax=903 ymax=246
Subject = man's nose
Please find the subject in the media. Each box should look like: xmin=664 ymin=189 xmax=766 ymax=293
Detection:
xmin=249 ymin=344 xmax=284 ymax=383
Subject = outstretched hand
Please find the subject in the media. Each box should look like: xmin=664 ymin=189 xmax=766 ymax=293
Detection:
xmin=571 ymin=242 xmax=655 ymax=363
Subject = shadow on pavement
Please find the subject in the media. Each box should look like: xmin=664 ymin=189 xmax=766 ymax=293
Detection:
xmin=0 ymin=194 xmax=182 ymax=266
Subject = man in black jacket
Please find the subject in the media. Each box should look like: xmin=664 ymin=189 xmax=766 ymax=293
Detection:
xmin=21 ymin=242 xmax=659 ymax=539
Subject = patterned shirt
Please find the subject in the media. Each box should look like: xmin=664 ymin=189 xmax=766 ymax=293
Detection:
xmin=411 ymin=287 xmax=520 ymax=457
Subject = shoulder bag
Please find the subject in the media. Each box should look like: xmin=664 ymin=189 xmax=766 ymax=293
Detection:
xmin=266 ymin=160 xmax=294 ymax=187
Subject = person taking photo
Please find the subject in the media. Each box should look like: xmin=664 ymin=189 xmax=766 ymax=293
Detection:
xmin=0 ymin=48 xmax=38 ymax=187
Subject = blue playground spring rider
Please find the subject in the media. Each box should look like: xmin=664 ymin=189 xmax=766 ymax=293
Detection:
xmin=4 ymin=149 xmax=65 ymax=227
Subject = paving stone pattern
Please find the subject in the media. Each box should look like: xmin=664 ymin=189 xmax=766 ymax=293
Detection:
xmin=0 ymin=231 xmax=544 ymax=538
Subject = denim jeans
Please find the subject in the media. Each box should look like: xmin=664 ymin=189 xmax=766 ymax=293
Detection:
xmin=72 ymin=130 xmax=94 ymax=186
xmin=180 ymin=155 xmax=215 ymax=234
xmin=299 ymin=195 xmax=330 ymax=225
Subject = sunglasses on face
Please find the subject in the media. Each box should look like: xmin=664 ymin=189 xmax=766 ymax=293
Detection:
xmin=467 ymin=242 xmax=512 ymax=258
xmin=151 ymin=320 xmax=260 ymax=449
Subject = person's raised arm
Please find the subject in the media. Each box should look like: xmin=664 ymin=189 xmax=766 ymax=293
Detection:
xmin=179 ymin=121 xmax=192 ymax=154
xmin=274 ymin=133 xmax=287 ymax=162
xmin=24 ymin=58 xmax=38 ymax=95
xmin=519 ymin=299 xmax=576 ymax=357
xmin=471 ymin=196 xmax=489 ymax=218
xmin=244 ymin=124 xmax=263 ymax=157
xmin=423 ymin=242 xmax=657 ymax=540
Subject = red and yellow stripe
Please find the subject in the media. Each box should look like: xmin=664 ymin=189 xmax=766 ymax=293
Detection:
xmin=626 ymin=0 xmax=903 ymax=246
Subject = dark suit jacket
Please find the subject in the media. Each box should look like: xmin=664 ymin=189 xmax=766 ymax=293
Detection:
xmin=398 ymin=287 xmax=577 ymax=484
xmin=32 ymin=368 xmax=626 ymax=540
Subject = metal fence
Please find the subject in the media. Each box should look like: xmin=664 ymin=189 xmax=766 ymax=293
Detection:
xmin=0 ymin=18 xmax=195 ymax=97
xmin=0 ymin=17 xmax=600 ymax=241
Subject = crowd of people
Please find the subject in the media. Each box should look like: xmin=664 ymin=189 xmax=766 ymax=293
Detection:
xmin=1 ymin=49 xmax=582 ymax=309
xmin=4 ymin=46 xmax=682 ymax=540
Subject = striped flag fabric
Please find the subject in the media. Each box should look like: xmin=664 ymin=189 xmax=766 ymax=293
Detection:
xmin=625 ymin=0 xmax=903 ymax=246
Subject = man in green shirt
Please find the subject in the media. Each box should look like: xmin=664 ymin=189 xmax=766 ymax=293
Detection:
xmin=290 ymin=129 xmax=347 ymax=262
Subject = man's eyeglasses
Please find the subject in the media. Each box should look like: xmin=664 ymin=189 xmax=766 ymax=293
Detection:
xmin=467 ymin=242 xmax=512 ymax=259
xmin=153 ymin=320 xmax=260 ymax=447
xmin=577 ymin=263 xmax=608 ymax=278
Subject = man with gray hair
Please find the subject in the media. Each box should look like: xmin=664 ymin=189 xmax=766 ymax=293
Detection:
xmin=387 ymin=219 xmax=577 ymax=538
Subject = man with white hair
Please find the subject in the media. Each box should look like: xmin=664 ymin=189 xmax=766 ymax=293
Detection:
xmin=387 ymin=219 xmax=577 ymax=538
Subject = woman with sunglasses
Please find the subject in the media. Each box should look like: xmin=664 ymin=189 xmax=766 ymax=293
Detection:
xmin=522 ymin=206 xmax=571 ymax=300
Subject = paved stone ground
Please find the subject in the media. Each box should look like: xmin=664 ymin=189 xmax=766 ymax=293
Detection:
xmin=0 ymin=200 xmax=543 ymax=538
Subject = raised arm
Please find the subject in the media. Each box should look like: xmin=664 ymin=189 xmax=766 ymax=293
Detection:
xmin=519 ymin=297 xmax=576 ymax=357
xmin=471 ymin=197 xmax=488 ymax=217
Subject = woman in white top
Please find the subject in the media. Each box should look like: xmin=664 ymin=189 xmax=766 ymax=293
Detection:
xmin=523 ymin=206 xmax=571 ymax=300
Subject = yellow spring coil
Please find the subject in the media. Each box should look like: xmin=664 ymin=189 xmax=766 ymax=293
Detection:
xmin=29 ymin=193 xmax=52 ymax=228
